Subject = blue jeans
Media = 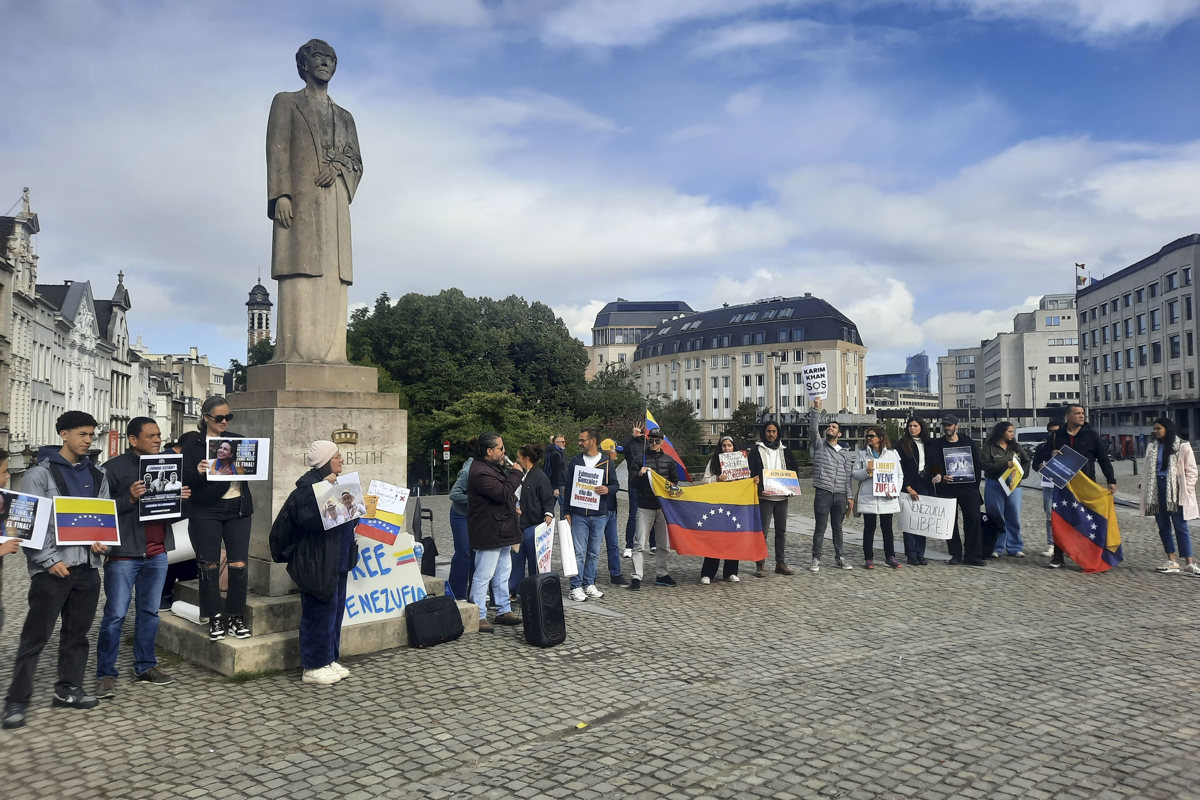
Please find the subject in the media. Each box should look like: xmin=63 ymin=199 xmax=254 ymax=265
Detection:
xmin=570 ymin=514 xmax=605 ymax=589
xmin=985 ymin=479 xmax=1024 ymax=554
xmin=471 ymin=548 xmax=512 ymax=620
xmin=448 ymin=509 xmax=473 ymax=601
xmin=1155 ymin=477 xmax=1193 ymax=558
xmin=509 ymin=524 xmax=539 ymax=597
xmin=624 ymin=485 xmax=640 ymax=548
xmin=97 ymin=554 xmax=168 ymax=677
xmin=604 ymin=510 xmax=622 ymax=578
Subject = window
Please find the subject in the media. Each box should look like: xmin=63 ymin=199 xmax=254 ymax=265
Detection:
xmin=1150 ymin=283 xmax=1159 ymax=298
xmin=956 ymin=369 xmax=975 ymax=379
xmin=711 ymin=377 xmax=719 ymax=389
xmin=779 ymin=351 xmax=788 ymax=363
xmin=1136 ymin=288 xmax=1145 ymax=302
xmin=1139 ymin=345 xmax=1148 ymax=366
xmin=792 ymin=328 xmax=805 ymax=341
xmin=1166 ymin=272 xmax=1178 ymax=291
xmin=780 ymin=373 xmax=788 ymax=385
xmin=1152 ymin=342 xmax=1163 ymax=363
xmin=1184 ymin=267 xmax=1192 ymax=286
xmin=1137 ymin=314 xmax=1147 ymax=334
xmin=1139 ymin=379 xmax=1146 ymax=397
xmin=777 ymin=330 xmax=789 ymax=343
xmin=742 ymin=353 xmax=750 ymax=365
xmin=1127 ymin=381 xmax=1135 ymax=398
xmin=743 ymin=375 xmax=751 ymax=387
xmin=1102 ymin=354 xmax=1110 ymax=372
xmin=1170 ymin=335 xmax=1181 ymax=359
xmin=1188 ymin=332 xmax=1195 ymax=357
xmin=1124 ymin=319 xmax=1133 ymax=338
xmin=1126 ymin=348 xmax=1134 ymax=367
xmin=1123 ymin=293 xmax=1132 ymax=307
xmin=955 ymin=355 xmax=975 ymax=364
xmin=753 ymin=332 xmax=765 ymax=345
xmin=1168 ymin=300 xmax=1179 ymax=324
xmin=1189 ymin=372 xmax=1196 ymax=390
xmin=762 ymin=310 xmax=777 ymax=320
xmin=755 ymin=352 xmax=764 ymax=364
xmin=1151 ymin=309 xmax=1161 ymax=331
xmin=1111 ymin=323 xmax=1119 ymax=342
xmin=711 ymin=356 xmax=718 ymax=368
xmin=723 ymin=376 xmax=730 ymax=388
xmin=730 ymin=314 xmax=743 ymax=323
xmin=1099 ymin=305 xmax=1107 ymax=317
xmin=778 ymin=308 xmax=794 ymax=319
xmin=1153 ymin=377 xmax=1163 ymax=395
xmin=1114 ymin=351 xmax=1122 ymax=369
xmin=742 ymin=312 xmax=758 ymax=322
xmin=1045 ymin=316 xmax=1061 ymax=326
xmin=1101 ymin=327 xmax=1108 ymax=345
xmin=1170 ymin=373 xmax=1181 ymax=390
xmin=1187 ymin=296 xmax=1194 ymax=321
xmin=755 ymin=374 xmax=764 ymax=386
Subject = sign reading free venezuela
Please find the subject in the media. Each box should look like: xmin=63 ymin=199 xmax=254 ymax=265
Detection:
xmin=343 ymin=530 xmax=428 ymax=626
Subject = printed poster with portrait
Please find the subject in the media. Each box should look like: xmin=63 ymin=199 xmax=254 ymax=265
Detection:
xmin=139 ymin=453 xmax=184 ymax=521
xmin=0 ymin=488 xmax=53 ymax=550
xmin=312 ymin=471 xmax=367 ymax=530
xmin=205 ymin=437 xmax=271 ymax=481
xmin=941 ymin=446 xmax=976 ymax=483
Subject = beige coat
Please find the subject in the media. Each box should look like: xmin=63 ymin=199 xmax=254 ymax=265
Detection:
xmin=1138 ymin=441 xmax=1199 ymax=520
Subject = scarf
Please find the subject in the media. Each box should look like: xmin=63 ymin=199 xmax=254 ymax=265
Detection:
xmin=1144 ymin=440 xmax=1180 ymax=514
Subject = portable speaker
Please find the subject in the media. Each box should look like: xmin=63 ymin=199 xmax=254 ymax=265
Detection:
xmin=518 ymin=573 xmax=566 ymax=648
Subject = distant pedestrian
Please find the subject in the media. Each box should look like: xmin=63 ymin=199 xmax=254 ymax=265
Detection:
xmin=1138 ymin=418 xmax=1198 ymax=574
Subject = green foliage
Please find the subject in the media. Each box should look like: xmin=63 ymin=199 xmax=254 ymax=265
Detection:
xmin=248 ymin=338 xmax=275 ymax=366
xmin=348 ymin=289 xmax=588 ymax=418
xmin=883 ymin=419 xmax=903 ymax=447
xmin=726 ymin=400 xmax=762 ymax=448
xmin=410 ymin=392 xmax=555 ymax=477
xmin=648 ymin=397 xmax=702 ymax=461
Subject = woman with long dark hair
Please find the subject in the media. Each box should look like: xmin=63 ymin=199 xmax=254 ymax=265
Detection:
xmin=699 ymin=434 xmax=743 ymax=584
xmin=852 ymin=426 xmax=902 ymax=569
xmin=181 ymin=395 xmax=254 ymax=641
xmin=896 ymin=417 xmax=932 ymax=565
xmin=509 ymin=442 xmax=556 ymax=599
xmin=1139 ymin=418 xmax=1198 ymax=574
xmin=981 ymin=421 xmax=1031 ymax=558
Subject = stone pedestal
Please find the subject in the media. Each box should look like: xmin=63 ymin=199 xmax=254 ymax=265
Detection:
xmin=158 ymin=362 xmax=429 ymax=675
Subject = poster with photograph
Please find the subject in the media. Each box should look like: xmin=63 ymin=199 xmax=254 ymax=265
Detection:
xmin=942 ymin=446 xmax=976 ymax=483
xmin=1041 ymin=446 xmax=1088 ymax=489
xmin=719 ymin=451 xmax=751 ymax=481
xmin=570 ymin=465 xmax=604 ymax=511
xmin=355 ymin=479 xmax=410 ymax=545
xmin=139 ymin=453 xmax=184 ymax=521
xmin=0 ymin=488 xmax=52 ymax=550
xmin=53 ymin=497 xmax=121 ymax=546
xmin=761 ymin=469 xmax=801 ymax=496
xmin=1000 ymin=458 xmax=1024 ymax=496
xmin=872 ymin=458 xmax=900 ymax=497
xmin=312 ymin=471 xmax=366 ymax=531
xmin=204 ymin=437 xmax=271 ymax=481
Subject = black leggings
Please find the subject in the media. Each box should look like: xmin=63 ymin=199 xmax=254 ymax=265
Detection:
xmin=191 ymin=499 xmax=252 ymax=617
xmin=861 ymin=513 xmax=895 ymax=560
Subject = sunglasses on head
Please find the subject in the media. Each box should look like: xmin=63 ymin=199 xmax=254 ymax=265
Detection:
xmin=207 ymin=413 xmax=234 ymax=423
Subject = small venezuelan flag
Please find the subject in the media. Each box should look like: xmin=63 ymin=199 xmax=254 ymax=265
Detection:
xmin=54 ymin=497 xmax=119 ymax=545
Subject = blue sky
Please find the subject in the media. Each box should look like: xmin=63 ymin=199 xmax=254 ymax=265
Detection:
xmin=3 ymin=0 xmax=1200 ymax=379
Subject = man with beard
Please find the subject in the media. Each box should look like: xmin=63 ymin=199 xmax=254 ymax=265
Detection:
xmin=466 ymin=433 xmax=524 ymax=633
xmin=929 ymin=413 xmax=987 ymax=567
xmin=806 ymin=398 xmax=855 ymax=572
xmin=1046 ymin=403 xmax=1116 ymax=570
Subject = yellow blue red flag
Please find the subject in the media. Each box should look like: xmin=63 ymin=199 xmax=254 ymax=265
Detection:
xmin=1051 ymin=472 xmax=1122 ymax=573
xmin=645 ymin=410 xmax=690 ymax=481
xmin=53 ymin=497 xmax=119 ymax=545
xmin=647 ymin=470 xmax=767 ymax=561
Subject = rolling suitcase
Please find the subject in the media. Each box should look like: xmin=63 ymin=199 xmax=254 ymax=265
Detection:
xmin=518 ymin=573 xmax=566 ymax=648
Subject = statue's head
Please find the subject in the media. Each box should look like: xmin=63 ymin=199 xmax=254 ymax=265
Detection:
xmin=296 ymin=39 xmax=337 ymax=81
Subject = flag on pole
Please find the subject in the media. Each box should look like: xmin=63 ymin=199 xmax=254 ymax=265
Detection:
xmin=647 ymin=470 xmax=766 ymax=561
xmin=644 ymin=410 xmax=690 ymax=481
xmin=1051 ymin=472 xmax=1122 ymax=573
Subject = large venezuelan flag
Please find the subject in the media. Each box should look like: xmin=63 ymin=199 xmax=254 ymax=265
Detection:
xmin=53 ymin=497 xmax=120 ymax=545
xmin=644 ymin=410 xmax=690 ymax=481
xmin=647 ymin=470 xmax=767 ymax=561
xmin=1051 ymin=472 xmax=1123 ymax=573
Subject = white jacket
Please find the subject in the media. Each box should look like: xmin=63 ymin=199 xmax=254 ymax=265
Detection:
xmin=851 ymin=446 xmax=901 ymax=515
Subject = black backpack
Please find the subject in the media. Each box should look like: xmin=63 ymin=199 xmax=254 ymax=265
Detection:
xmin=269 ymin=494 xmax=300 ymax=563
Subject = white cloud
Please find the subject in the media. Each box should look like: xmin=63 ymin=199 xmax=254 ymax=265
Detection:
xmin=726 ymin=85 xmax=765 ymax=117
xmin=941 ymin=0 xmax=1200 ymax=40
xmin=555 ymin=299 xmax=609 ymax=341
xmin=692 ymin=19 xmax=807 ymax=56
xmin=369 ymin=0 xmax=493 ymax=28
xmin=540 ymin=0 xmax=794 ymax=48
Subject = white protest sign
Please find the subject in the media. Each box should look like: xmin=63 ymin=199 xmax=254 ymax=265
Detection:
xmin=343 ymin=531 xmax=428 ymax=625
xmin=802 ymin=363 xmax=829 ymax=400
xmin=570 ymin=465 xmax=603 ymax=512
xmin=535 ymin=521 xmax=554 ymax=574
xmin=897 ymin=494 xmax=956 ymax=540
xmin=872 ymin=458 xmax=900 ymax=497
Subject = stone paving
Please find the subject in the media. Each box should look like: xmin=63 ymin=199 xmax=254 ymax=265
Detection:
xmin=2 ymin=462 xmax=1198 ymax=799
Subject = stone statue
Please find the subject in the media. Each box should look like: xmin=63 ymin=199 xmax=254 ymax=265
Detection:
xmin=266 ymin=39 xmax=363 ymax=364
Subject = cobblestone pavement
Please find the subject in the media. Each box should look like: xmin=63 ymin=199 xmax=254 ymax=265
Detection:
xmin=2 ymin=463 xmax=1198 ymax=799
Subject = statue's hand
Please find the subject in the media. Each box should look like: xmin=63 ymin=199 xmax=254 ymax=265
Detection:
xmin=274 ymin=196 xmax=293 ymax=229
xmin=315 ymin=164 xmax=338 ymax=187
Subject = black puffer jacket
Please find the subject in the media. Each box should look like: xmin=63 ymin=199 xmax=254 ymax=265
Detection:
xmin=283 ymin=469 xmax=358 ymax=603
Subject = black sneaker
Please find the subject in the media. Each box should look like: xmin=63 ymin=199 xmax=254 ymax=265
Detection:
xmin=948 ymin=556 xmax=963 ymax=565
xmin=963 ymin=557 xmax=988 ymax=567
xmin=1047 ymin=560 xmax=1064 ymax=569
xmin=209 ymin=614 xmax=226 ymax=641
xmin=133 ymin=667 xmax=175 ymax=686
xmin=655 ymin=574 xmax=677 ymax=587
xmin=609 ymin=574 xmax=629 ymax=586
xmin=226 ymin=615 xmax=252 ymax=639
xmin=52 ymin=686 xmax=99 ymax=709
xmin=629 ymin=578 xmax=641 ymax=591
xmin=2 ymin=700 xmax=28 ymax=729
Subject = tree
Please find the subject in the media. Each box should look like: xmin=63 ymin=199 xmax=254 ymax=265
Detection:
xmin=248 ymin=338 xmax=275 ymax=366
xmin=575 ymin=364 xmax=644 ymax=429
xmin=409 ymin=391 xmax=555 ymax=481
xmin=647 ymin=397 xmax=702 ymax=463
xmin=726 ymin=400 xmax=762 ymax=448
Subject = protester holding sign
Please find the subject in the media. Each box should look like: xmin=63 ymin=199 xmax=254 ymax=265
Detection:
xmin=982 ymin=422 xmax=1031 ymax=558
xmin=1046 ymin=404 xmax=1116 ymax=570
xmin=278 ymin=441 xmax=360 ymax=685
xmin=852 ymin=426 xmax=902 ymax=569
xmin=510 ymin=443 xmax=556 ymax=599
xmin=96 ymin=418 xmax=191 ymax=698
xmin=805 ymin=399 xmax=855 ymax=573
xmin=748 ymin=420 xmax=800 ymax=577
xmin=929 ymin=414 xmax=986 ymax=566
xmin=568 ymin=429 xmax=620 ymax=599
xmin=1031 ymin=420 xmax=1062 ymax=557
xmin=1137 ymin=418 xmax=1199 ymax=575
xmin=3 ymin=411 xmax=110 ymax=731
xmin=182 ymin=395 xmax=254 ymax=641
xmin=467 ymin=434 xmax=525 ymax=632
xmin=698 ymin=435 xmax=744 ymax=584
xmin=896 ymin=417 xmax=933 ymax=566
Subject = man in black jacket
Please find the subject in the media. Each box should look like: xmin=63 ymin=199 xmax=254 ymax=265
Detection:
xmin=618 ymin=426 xmax=648 ymax=553
xmin=96 ymin=418 xmax=190 ymax=697
xmin=1047 ymin=404 xmax=1116 ymax=569
xmin=629 ymin=430 xmax=678 ymax=590
xmin=930 ymin=413 xmax=986 ymax=567
xmin=542 ymin=434 xmax=567 ymax=516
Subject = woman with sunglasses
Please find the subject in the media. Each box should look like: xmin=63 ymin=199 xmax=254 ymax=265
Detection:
xmin=182 ymin=395 xmax=254 ymax=641
xmin=852 ymin=427 xmax=903 ymax=569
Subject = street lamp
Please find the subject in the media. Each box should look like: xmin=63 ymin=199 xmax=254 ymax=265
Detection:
xmin=1028 ymin=366 xmax=1038 ymax=424
xmin=1004 ymin=393 xmax=1011 ymax=423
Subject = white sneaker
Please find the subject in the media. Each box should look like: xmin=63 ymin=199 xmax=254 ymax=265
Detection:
xmin=302 ymin=666 xmax=341 ymax=685
xmin=330 ymin=661 xmax=350 ymax=679
xmin=622 ymin=548 xmax=632 ymax=558
xmin=1041 ymin=545 xmax=1055 ymax=557
xmin=726 ymin=574 xmax=740 ymax=582
xmin=569 ymin=587 xmax=587 ymax=602
xmin=836 ymin=556 xmax=853 ymax=570
xmin=1013 ymin=551 xmax=1026 ymax=558
xmin=809 ymin=558 xmax=820 ymax=572
xmin=1187 ymin=562 xmax=1200 ymax=574
xmin=1157 ymin=560 xmax=1181 ymax=573
xmin=584 ymin=584 xmax=604 ymax=599
xmin=699 ymin=576 xmax=711 ymax=585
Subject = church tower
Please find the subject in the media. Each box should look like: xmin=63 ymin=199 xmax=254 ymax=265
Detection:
xmin=246 ymin=278 xmax=273 ymax=357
